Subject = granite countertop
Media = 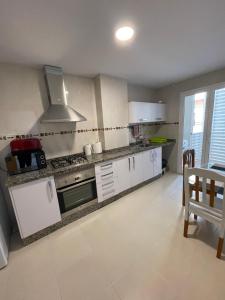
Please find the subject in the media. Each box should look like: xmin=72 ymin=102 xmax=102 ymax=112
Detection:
xmin=6 ymin=139 xmax=175 ymax=187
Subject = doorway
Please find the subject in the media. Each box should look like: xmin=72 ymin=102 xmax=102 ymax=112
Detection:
xmin=182 ymin=91 xmax=207 ymax=167
xmin=179 ymin=83 xmax=225 ymax=173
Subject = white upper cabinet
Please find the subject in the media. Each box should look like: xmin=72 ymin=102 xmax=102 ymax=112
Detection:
xmin=129 ymin=102 xmax=151 ymax=123
xmin=154 ymin=103 xmax=166 ymax=122
xmin=10 ymin=177 xmax=61 ymax=238
xmin=129 ymin=101 xmax=166 ymax=124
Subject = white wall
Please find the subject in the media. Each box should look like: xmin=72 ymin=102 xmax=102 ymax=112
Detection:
xmin=0 ymin=63 xmax=99 ymax=162
xmin=127 ymin=83 xmax=156 ymax=102
xmin=155 ymin=67 xmax=225 ymax=172
xmin=95 ymin=75 xmax=129 ymax=150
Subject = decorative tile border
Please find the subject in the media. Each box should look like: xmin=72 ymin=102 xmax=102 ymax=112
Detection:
xmin=0 ymin=122 xmax=179 ymax=141
xmin=0 ymin=126 xmax=129 ymax=141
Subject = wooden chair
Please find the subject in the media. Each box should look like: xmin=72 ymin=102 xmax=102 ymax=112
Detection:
xmin=183 ymin=167 xmax=225 ymax=259
xmin=182 ymin=149 xmax=195 ymax=206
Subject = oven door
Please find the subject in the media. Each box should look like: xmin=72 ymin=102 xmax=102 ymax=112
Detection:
xmin=57 ymin=178 xmax=97 ymax=213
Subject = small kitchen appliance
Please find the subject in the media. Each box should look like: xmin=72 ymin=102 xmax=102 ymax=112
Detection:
xmin=50 ymin=153 xmax=88 ymax=169
xmin=84 ymin=144 xmax=92 ymax=156
xmin=7 ymin=138 xmax=47 ymax=175
xmin=56 ymin=168 xmax=97 ymax=213
xmin=92 ymin=142 xmax=102 ymax=154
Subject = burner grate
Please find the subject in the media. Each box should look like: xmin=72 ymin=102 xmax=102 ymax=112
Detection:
xmin=51 ymin=154 xmax=88 ymax=169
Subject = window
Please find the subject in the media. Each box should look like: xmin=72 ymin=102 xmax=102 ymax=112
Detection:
xmin=180 ymin=83 xmax=225 ymax=173
xmin=192 ymin=93 xmax=206 ymax=134
xmin=209 ymin=88 xmax=225 ymax=166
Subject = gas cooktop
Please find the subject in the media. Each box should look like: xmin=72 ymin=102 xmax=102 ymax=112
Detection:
xmin=50 ymin=154 xmax=88 ymax=169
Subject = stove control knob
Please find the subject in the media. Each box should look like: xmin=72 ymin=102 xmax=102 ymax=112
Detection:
xmin=75 ymin=176 xmax=80 ymax=181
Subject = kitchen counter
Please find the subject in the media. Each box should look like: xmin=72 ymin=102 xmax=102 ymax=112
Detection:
xmin=6 ymin=139 xmax=175 ymax=187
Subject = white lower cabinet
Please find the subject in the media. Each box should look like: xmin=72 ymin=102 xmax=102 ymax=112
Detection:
xmin=95 ymin=147 xmax=162 ymax=203
xmin=115 ymin=152 xmax=147 ymax=194
xmin=10 ymin=176 xmax=61 ymax=238
xmin=114 ymin=156 xmax=131 ymax=194
xmin=130 ymin=153 xmax=144 ymax=186
xmin=152 ymin=147 xmax=162 ymax=176
xmin=95 ymin=162 xmax=117 ymax=203
xmin=142 ymin=150 xmax=154 ymax=181
xmin=143 ymin=147 xmax=162 ymax=180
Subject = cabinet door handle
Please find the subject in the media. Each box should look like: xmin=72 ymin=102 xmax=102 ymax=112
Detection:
xmin=133 ymin=157 xmax=135 ymax=170
xmin=150 ymin=152 xmax=153 ymax=162
xmin=128 ymin=157 xmax=131 ymax=171
xmin=48 ymin=180 xmax=53 ymax=201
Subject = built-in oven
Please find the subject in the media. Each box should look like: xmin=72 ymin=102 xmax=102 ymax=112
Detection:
xmin=55 ymin=168 xmax=97 ymax=213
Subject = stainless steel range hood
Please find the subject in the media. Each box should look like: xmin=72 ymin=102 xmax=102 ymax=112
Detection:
xmin=41 ymin=65 xmax=86 ymax=123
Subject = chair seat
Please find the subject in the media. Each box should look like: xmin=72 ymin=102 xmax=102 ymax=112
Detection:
xmin=189 ymin=201 xmax=223 ymax=225
xmin=184 ymin=166 xmax=225 ymax=258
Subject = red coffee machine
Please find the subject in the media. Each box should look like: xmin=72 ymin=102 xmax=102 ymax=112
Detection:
xmin=9 ymin=138 xmax=47 ymax=173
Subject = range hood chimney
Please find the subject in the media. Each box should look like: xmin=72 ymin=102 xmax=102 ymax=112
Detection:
xmin=41 ymin=65 xmax=86 ymax=123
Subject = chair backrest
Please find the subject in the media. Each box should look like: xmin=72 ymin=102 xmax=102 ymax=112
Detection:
xmin=182 ymin=149 xmax=195 ymax=205
xmin=184 ymin=167 xmax=225 ymax=217
xmin=183 ymin=149 xmax=195 ymax=174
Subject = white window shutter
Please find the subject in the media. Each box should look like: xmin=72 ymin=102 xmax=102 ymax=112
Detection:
xmin=209 ymin=88 xmax=225 ymax=165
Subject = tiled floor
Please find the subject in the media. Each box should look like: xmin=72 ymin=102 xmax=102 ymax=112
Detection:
xmin=1 ymin=172 xmax=225 ymax=300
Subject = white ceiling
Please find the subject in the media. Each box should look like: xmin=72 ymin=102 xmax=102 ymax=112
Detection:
xmin=1 ymin=0 xmax=225 ymax=87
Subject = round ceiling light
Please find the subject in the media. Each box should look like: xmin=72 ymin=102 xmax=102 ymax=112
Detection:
xmin=115 ymin=26 xmax=134 ymax=41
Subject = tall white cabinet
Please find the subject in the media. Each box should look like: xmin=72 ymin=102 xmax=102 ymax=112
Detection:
xmin=10 ymin=177 xmax=61 ymax=238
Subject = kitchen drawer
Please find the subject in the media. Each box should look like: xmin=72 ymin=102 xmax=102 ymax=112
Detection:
xmin=95 ymin=162 xmax=114 ymax=176
xmin=96 ymin=175 xmax=117 ymax=203
xmin=97 ymin=187 xmax=116 ymax=203
xmin=95 ymin=170 xmax=115 ymax=185
xmin=97 ymin=178 xmax=115 ymax=190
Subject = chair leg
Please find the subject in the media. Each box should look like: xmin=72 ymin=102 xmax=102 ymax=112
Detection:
xmin=183 ymin=220 xmax=189 ymax=238
xmin=182 ymin=190 xmax=185 ymax=206
xmin=216 ymin=238 xmax=224 ymax=259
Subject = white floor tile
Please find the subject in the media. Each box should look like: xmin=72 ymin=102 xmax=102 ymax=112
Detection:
xmin=1 ymin=172 xmax=225 ymax=300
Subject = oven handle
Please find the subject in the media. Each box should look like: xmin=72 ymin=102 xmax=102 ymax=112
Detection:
xmin=57 ymin=178 xmax=96 ymax=193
